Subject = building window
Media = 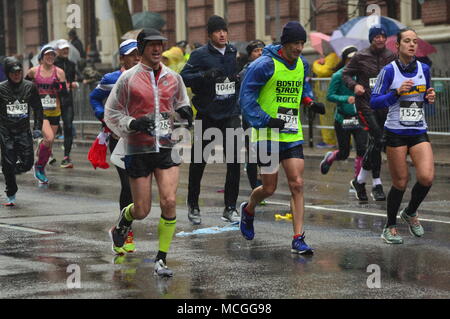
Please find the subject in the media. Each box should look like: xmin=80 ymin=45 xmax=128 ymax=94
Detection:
xmin=412 ymin=0 xmax=422 ymax=20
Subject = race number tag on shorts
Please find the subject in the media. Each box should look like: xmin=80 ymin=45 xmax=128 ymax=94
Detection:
xmin=277 ymin=107 xmax=298 ymax=133
xmin=369 ymin=78 xmax=377 ymax=89
xmin=399 ymin=101 xmax=424 ymax=126
xmin=342 ymin=116 xmax=360 ymax=130
xmin=6 ymin=100 xmax=28 ymax=118
xmin=215 ymin=78 xmax=235 ymax=96
xmin=41 ymin=94 xmax=57 ymax=110
xmin=157 ymin=112 xmax=172 ymax=137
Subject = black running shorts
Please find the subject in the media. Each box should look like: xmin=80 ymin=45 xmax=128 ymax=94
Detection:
xmin=384 ymin=130 xmax=430 ymax=148
xmin=124 ymin=149 xmax=180 ymax=178
xmin=257 ymin=144 xmax=304 ymax=167
xmin=45 ymin=116 xmax=61 ymax=126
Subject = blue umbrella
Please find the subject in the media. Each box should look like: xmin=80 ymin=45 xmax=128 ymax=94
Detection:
xmin=330 ymin=30 xmax=370 ymax=57
xmin=339 ymin=16 xmax=406 ymax=40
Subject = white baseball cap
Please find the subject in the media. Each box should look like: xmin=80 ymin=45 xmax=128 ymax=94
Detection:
xmin=56 ymin=39 xmax=70 ymax=50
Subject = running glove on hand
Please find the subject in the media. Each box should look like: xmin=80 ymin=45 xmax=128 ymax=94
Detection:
xmin=176 ymin=105 xmax=193 ymax=128
xmin=32 ymin=130 xmax=43 ymax=139
xmin=267 ymin=118 xmax=286 ymax=129
xmin=129 ymin=117 xmax=155 ymax=134
xmin=203 ymin=68 xmax=224 ymax=80
xmin=309 ymin=102 xmax=326 ymax=115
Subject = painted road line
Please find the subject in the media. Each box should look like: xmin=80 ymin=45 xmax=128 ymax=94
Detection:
xmin=0 ymin=223 xmax=55 ymax=235
xmin=264 ymin=201 xmax=450 ymax=225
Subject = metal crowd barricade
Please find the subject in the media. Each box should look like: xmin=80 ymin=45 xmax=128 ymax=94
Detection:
xmin=302 ymin=77 xmax=450 ymax=136
xmin=72 ymin=78 xmax=450 ymax=139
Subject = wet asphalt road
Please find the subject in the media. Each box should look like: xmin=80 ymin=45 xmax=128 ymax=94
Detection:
xmin=0 ymin=143 xmax=449 ymax=299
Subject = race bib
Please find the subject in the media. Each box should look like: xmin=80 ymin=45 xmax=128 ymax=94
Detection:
xmin=399 ymin=101 xmax=424 ymax=126
xmin=342 ymin=116 xmax=360 ymax=130
xmin=277 ymin=107 xmax=298 ymax=133
xmin=41 ymin=94 xmax=57 ymax=110
xmin=6 ymin=100 xmax=28 ymax=117
xmin=369 ymin=78 xmax=377 ymax=89
xmin=157 ymin=112 xmax=172 ymax=137
xmin=215 ymin=78 xmax=235 ymax=96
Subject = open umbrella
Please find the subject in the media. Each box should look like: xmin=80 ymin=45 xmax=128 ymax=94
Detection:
xmin=330 ymin=30 xmax=370 ymax=57
xmin=339 ymin=16 xmax=406 ymax=40
xmin=132 ymin=12 xmax=165 ymax=30
xmin=309 ymin=32 xmax=331 ymax=56
xmin=385 ymin=35 xmax=437 ymax=57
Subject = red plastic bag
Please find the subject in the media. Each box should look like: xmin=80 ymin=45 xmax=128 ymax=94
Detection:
xmin=88 ymin=131 xmax=110 ymax=170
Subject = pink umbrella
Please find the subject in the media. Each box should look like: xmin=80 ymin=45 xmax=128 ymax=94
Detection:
xmin=386 ymin=35 xmax=437 ymax=57
xmin=309 ymin=32 xmax=331 ymax=56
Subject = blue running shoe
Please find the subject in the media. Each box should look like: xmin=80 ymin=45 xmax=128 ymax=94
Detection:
xmin=291 ymin=233 xmax=314 ymax=255
xmin=239 ymin=202 xmax=254 ymax=240
xmin=34 ymin=165 xmax=49 ymax=184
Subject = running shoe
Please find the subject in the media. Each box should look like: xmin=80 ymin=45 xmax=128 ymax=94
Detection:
xmin=291 ymin=233 xmax=314 ymax=255
xmin=400 ymin=208 xmax=424 ymax=237
xmin=222 ymin=206 xmax=240 ymax=223
xmin=316 ymin=142 xmax=335 ymax=149
xmin=239 ymin=202 xmax=254 ymax=240
xmin=34 ymin=165 xmax=49 ymax=184
xmin=2 ymin=195 xmax=16 ymax=207
xmin=109 ymin=225 xmax=130 ymax=255
xmin=381 ymin=227 xmax=403 ymax=244
xmin=371 ymin=184 xmax=386 ymax=201
xmin=60 ymin=156 xmax=74 ymax=168
xmin=154 ymin=259 xmax=174 ymax=277
xmin=320 ymin=151 xmax=334 ymax=175
xmin=187 ymin=200 xmax=201 ymax=225
xmin=49 ymin=156 xmax=57 ymax=166
xmin=350 ymin=179 xmax=368 ymax=201
xmin=123 ymin=231 xmax=136 ymax=253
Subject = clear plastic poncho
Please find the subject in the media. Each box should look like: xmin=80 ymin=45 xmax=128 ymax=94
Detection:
xmin=105 ymin=63 xmax=189 ymax=155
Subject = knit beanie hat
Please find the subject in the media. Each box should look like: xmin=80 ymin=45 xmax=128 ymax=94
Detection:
xmin=207 ymin=15 xmax=228 ymax=34
xmin=281 ymin=21 xmax=307 ymax=45
xmin=368 ymin=25 xmax=387 ymax=43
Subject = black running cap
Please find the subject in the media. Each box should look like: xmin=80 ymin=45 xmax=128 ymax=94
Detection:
xmin=138 ymin=28 xmax=167 ymax=42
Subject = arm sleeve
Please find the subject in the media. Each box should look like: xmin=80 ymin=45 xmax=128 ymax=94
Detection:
xmin=342 ymin=57 xmax=359 ymax=91
xmin=180 ymin=50 xmax=206 ymax=90
xmin=239 ymin=57 xmax=273 ymax=129
xmin=423 ymin=63 xmax=432 ymax=104
xmin=104 ymin=74 xmax=135 ymax=137
xmin=89 ymin=76 xmax=112 ymax=120
xmin=370 ymin=67 xmax=398 ymax=109
xmin=172 ymin=73 xmax=191 ymax=110
xmin=301 ymin=56 xmax=314 ymax=101
xmin=327 ymin=73 xmax=351 ymax=104
xmin=30 ymin=85 xmax=44 ymax=131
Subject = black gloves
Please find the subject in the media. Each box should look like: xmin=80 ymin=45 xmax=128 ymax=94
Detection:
xmin=203 ymin=68 xmax=224 ymax=80
xmin=32 ymin=130 xmax=43 ymax=139
xmin=129 ymin=117 xmax=155 ymax=134
xmin=267 ymin=118 xmax=286 ymax=129
xmin=309 ymin=102 xmax=326 ymax=115
xmin=176 ymin=106 xmax=193 ymax=128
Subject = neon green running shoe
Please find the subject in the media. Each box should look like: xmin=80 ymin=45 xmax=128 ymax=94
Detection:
xmin=123 ymin=231 xmax=136 ymax=253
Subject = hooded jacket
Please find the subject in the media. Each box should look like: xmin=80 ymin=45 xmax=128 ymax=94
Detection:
xmin=239 ymin=44 xmax=314 ymax=151
xmin=0 ymin=58 xmax=43 ymax=132
xmin=180 ymin=42 xmax=240 ymax=120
